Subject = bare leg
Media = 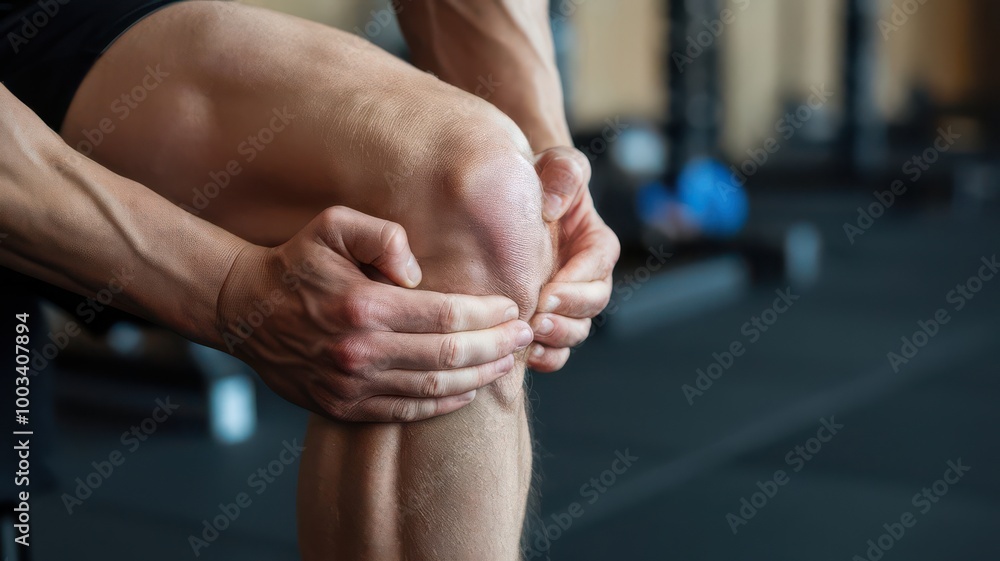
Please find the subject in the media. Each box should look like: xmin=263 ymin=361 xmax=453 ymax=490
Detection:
xmin=63 ymin=3 xmax=554 ymax=558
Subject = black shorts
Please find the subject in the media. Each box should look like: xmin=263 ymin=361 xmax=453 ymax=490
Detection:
xmin=0 ymin=0 xmax=184 ymax=131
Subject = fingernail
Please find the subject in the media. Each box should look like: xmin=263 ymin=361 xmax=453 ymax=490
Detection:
xmin=537 ymin=317 xmax=555 ymax=336
xmin=543 ymin=193 xmax=563 ymax=221
xmin=461 ymin=389 xmax=477 ymax=402
xmin=504 ymin=306 xmax=519 ymax=321
xmin=544 ymin=295 xmax=560 ymax=312
xmin=516 ymin=328 xmax=534 ymax=349
xmin=531 ymin=344 xmax=545 ymax=358
xmin=405 ymin=256 xmax=422 ymax=286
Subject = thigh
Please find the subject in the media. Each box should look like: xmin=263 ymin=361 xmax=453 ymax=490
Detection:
xmin=61 ymin=0 xmax=531 ymax=247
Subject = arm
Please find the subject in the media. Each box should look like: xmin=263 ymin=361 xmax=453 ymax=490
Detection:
xmin=397 ymin=1 xmax=622 ymax=371
xmin=0 ymin=85 xmax=241 ymax=347
xmin=396 ymin=0 xmax=571 ymax=151
xmin=0 ymin=84 xmax=526 ymax=421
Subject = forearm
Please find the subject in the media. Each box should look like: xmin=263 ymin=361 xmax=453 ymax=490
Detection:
xmin=397 ymin=0 xmax=570 ymax=151
xmin=0 ymin=87 xmax=244 ymax=347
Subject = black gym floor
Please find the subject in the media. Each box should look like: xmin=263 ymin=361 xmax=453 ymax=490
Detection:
xmin=27 ymin=191 xmax=1000 ymax=560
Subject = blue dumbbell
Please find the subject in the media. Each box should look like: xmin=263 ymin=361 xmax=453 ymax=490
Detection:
xmin=677 ymin=158 xmax=749 ymax=237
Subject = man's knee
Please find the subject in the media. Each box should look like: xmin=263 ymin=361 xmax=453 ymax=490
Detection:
xmin=414 ymin=131 xmax=556 ymax=405
xmin=440 ymin=144 xmax=554 ymax=312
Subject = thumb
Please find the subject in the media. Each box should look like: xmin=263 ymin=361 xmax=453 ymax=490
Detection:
xmin=535 ymin=146 xmax=591 ymax=222
xmin=313 ymin=206 xmax=422 ymax=288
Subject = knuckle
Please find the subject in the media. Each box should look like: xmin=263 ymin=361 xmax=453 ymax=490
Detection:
xmin=324 ymin=402 xmax=348 ymax=421
xmin=436 ymin=294 xmax=462 ymax=332
xmin=379 ymin=221 xmax=407 ymax=256
xmin=389 ymin=399 xmax=421 ymax=422
xmin=342 ymin=288 xmax=376 ymax=328
xmin=419 ymin=372 xmax=447 ymax=398
xmin=334 ymin=370 xmax=370 ymax=401
xmin=335 ymin=400 xmax=365 ymax=422
xmin=545 ymin=163 xmax=579 ymax=196
xmin=317 ymin=391 xmax=351 ymax=421
xmin=438 ymin=335 xmax=464 ymax=369
xmin=473 ymin=362 xmax=490 ymax=387
xmin=498 ymin=326 xmax=516 ymax=355
xmin=329 ymin=337 xmax=372 ymax=375
xmin=320 ymin=205 xmax=350 ymax=225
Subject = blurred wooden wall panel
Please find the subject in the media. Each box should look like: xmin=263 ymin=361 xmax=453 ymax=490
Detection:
xmin=238 ymin=0 xmax=369 ymax=30
xmin=567 ymin=0 xmax=667 ymax=130
xmin=719 ymin=0 xmax=783 ymax=160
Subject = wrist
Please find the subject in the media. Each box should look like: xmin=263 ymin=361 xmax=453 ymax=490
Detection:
xmin=212 ymin=241 xmax=274 ymax=353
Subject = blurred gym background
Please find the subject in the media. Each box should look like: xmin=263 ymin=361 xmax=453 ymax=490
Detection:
xmin=4 ymin=0 xmax=999 ymax=559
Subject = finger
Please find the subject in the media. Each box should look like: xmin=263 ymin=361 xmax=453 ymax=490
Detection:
xmin=535 ymin=146 xmax=591 ymax=222
xmin=373 ymin=320 xmax=533 ymax=370
xmin=536 ymin=278 xmax=613 ymax=318
xmin=313 ymin=206 xmax=423 ymax=288
xmin=353 ymin=390 xmax=478 ymax=422
xmin=530 ymin=314 xmax=592 ymax=348
xmin=550 ymin=226 xmax=621 ymax=284
xmin=377 ymin=355 xmax=515 ymax=399
xmin=527 ymin=344 xmax=571 ymax=373
xmin=349 ymin=285 xmax=519 ymax=333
